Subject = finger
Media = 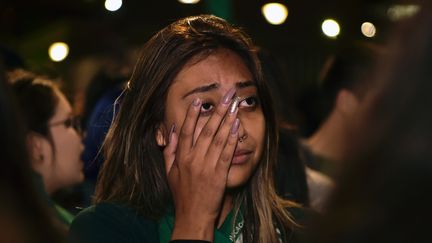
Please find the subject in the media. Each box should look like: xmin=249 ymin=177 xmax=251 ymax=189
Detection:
xmin=194 ymin=88 xmax=236 ymax=152
xmin=163 ymin=124 xmax=178 ymax=176
xmin=177 ymin=98 xmax=201 ymax=154
xmin=216 ymin=118 xmax=240 ymax=172
xmin=216 ymin=118 xmax=240 ymax=171
xmin=205 ymin=100 xmax=239 ymax=167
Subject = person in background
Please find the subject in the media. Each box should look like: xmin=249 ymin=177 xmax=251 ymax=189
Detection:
xmin=70 ymin=15 xmax=309 ymax=243
xmin=258 ymin=47 xmax=332 ymax=212
xmin=9 ymin=72 xmax=84 ymax=226
xmin=304 ymin=43 xmax=383 ymax=177
xmin=81 ymin=72 xmax=126 ymax=182
xmin=0 ymin=64 xmax=65 ymax=242
xmin=308 ymin=3 xmax=432 ymax=243
xmin=256 ymin=48 xmax=310 ymax=206
xmin=80 ymin=71 xmax=126 ymax=205
xmin=300 ymin=44 xmax=383 ymax=211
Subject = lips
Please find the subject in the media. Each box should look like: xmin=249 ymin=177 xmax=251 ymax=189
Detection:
xmin=232 ymin=149 xmax=253 ymax=165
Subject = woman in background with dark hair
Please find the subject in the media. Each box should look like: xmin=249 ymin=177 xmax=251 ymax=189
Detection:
xmin=308 ymin=3 xmax=432 ymax=243
xmin=10 ymin=73 xmax=84 ymax=226
xmin=0 ymin=65 xmax=65 ymax=242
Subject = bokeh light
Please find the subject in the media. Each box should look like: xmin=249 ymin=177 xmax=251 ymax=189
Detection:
xmin=105 ymin=0 xmax=122 ymax=12
xmin=361 ymin=22 xmax=376 ymax=38
xmin=322 ymin=19 xmax=340 ymax=38
xmin=262 ymin=3 xmax=289 ymax=25
xmin=387 ymin=4 xmax=420 ymax=21
xmin=178 ymin=0 xmax=200 ymax=4
xmin=48 ymin=42 xmax=69 ymax=62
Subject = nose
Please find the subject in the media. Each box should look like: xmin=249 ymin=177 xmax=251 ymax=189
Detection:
xmin=237 ymin=119 xmax=248 ymax=143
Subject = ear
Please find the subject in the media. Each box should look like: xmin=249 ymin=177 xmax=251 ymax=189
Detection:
xmin=155 ymin=124 xmax=167 ymax=147
xmin=26 ymin=132 xmax=53 ymax=174
xmin=335 ymin=89 xmax=359 ymax=116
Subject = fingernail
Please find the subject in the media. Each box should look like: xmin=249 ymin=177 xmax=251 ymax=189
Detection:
xmin=193 ymin=98 xmax=201 ymax=106
xmin=168 ymin=124 xmax=176 ymax=143
xmin=222 ymin=88 xmax=236 ymax=105
xmin=229 ymin=97 xmax=241 ymax=114
xmin=231 ymin=118 xmax=240 ymax=134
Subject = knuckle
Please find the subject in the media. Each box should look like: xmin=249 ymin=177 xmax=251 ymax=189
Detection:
xmin=180 ymin=128 xmax=193 ymax=137
xmin=227 ymin=136 xmax=238 ymax=146
xmin=213 ymin=136 xmax=225 ymax=147
xmin=220 ymin=153 xmax=232 ymax=164
xmin=202 ymin=127 xmax=213 ymax=137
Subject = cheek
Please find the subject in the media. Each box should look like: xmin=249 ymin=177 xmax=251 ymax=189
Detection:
xmin=51 ymin=130 xmax=82 ymax=162
xmin=241 ymin=111 xmax=265 ymax=139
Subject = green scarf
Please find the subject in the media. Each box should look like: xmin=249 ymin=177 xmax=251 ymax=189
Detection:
xmin=158 ymin=206 xmax=244 ymax=243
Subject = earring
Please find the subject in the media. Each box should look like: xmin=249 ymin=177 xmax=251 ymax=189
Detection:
xmin=238 ymin=134 xmax=248 ymax=143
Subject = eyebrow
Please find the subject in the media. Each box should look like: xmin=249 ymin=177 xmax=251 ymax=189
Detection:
xmin=182 ymin=80 xmax=256 ymax=99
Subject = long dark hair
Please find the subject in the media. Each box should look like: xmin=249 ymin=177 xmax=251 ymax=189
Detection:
xmin=0 ymin=67 xmax=65 ymax=242
xmin=10 ymin=74 xmax=59 ymax=145
xmin=95 ymin=15 xmax=298 ymax=242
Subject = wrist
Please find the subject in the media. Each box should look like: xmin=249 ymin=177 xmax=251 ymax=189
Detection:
xmin=171 ymin=216 xmax=215 ymax=241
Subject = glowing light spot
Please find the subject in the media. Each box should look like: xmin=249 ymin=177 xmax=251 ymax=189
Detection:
xmin=48 ymin=42 xmax=69 ymax=62
xmin=105 ymin=0 xmax=122 ymax=12
xmin=178 ymin=0 xmax=200 ymax=4
xmin=361 ymin=22 xmax=376 ymax=38
xmin=262 ymin=3 xmax=289 ymax=25
xmin=322 ymin=19 xmax=340 ymax=38
xmin=387 ymin=4 xmax=420 ymax=21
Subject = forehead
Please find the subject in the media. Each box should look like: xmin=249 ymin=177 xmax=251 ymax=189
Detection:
xmin=170 ymin=48 xmax=254 ymax=94
xmin=51 ymin=90 xmax=72 ymax=120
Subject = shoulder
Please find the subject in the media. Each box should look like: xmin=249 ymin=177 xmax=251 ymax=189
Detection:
xmin=284 ymin=206 xmax=319 ymax=243
xmin=69 ymin=202 xmax=159 ymax=243
xmin=286 ymin=206 xmax=318 ymax=226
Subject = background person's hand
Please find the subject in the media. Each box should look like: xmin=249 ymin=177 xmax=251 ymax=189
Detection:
xmin=163 ymin=88 xmax=240 ymax=241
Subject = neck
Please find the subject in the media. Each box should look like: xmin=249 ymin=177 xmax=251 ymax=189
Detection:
xmin=306 ymin=109 xmax=348 ymax=162
xmin=217 ymin=192 xmax=234 ymax=228
xmin=43 ymin=178 xmax=56 ymax=195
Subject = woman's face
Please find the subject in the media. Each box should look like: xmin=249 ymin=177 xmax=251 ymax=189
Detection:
xmin=47 ymin=91 xmax=84 ymax=191
xmin=163 ymin=48 xmax=265 ymax=188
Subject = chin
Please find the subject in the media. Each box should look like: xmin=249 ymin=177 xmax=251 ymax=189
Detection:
xmin=225 ymin=166 xmax=254 ymax=189
xmin=74 ymin=172 xmax=85 ymax=184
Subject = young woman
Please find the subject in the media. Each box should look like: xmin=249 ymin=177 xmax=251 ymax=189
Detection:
xmin=0 ymin=67 xmax=66 ymax=243
xmin=11 ymin=74 xmax=84 ymax=225
xmin=70 ymin=15 xmax=306 ymax=243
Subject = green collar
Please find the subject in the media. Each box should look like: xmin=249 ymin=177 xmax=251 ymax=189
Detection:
xmin=158 ymin=206 xmax=244 ymax=243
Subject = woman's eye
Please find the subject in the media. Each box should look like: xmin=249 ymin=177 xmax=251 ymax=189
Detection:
xmin=239 ymin=96 xmax=258 ymax=108
xmin=200 ymin=102 xmax=214 ymax=115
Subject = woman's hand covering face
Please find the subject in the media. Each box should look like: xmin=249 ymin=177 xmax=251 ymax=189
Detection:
xmin=162 ymin=88 xmax=240 ymax=241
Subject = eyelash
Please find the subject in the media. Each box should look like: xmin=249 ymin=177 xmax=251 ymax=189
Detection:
xmin=199 ymin=96 xmax=259 ymax=116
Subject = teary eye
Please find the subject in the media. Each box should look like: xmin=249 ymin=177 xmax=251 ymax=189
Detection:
xmin=239 ymin=96 xmax=258 ymax=108
xmin=200 ymin=102 xmax=214 ymax=116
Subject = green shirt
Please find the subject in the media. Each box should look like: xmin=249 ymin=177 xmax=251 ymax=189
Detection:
xmin=69 ymin=202 xmax=309 ymax=243
xmin=69 ymin=203 xmax=159 ymax=243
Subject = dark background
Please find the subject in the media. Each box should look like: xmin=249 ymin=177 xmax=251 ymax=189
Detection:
xmin=0 ymin=0 xmax=419 ymax=121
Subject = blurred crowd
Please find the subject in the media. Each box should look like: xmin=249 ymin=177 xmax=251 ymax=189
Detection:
xmin=1 ymin=2 xmax=432 ymax=243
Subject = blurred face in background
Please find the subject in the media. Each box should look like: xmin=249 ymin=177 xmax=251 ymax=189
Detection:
xmin=33 ymin=90 xmax=84 ymax=194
